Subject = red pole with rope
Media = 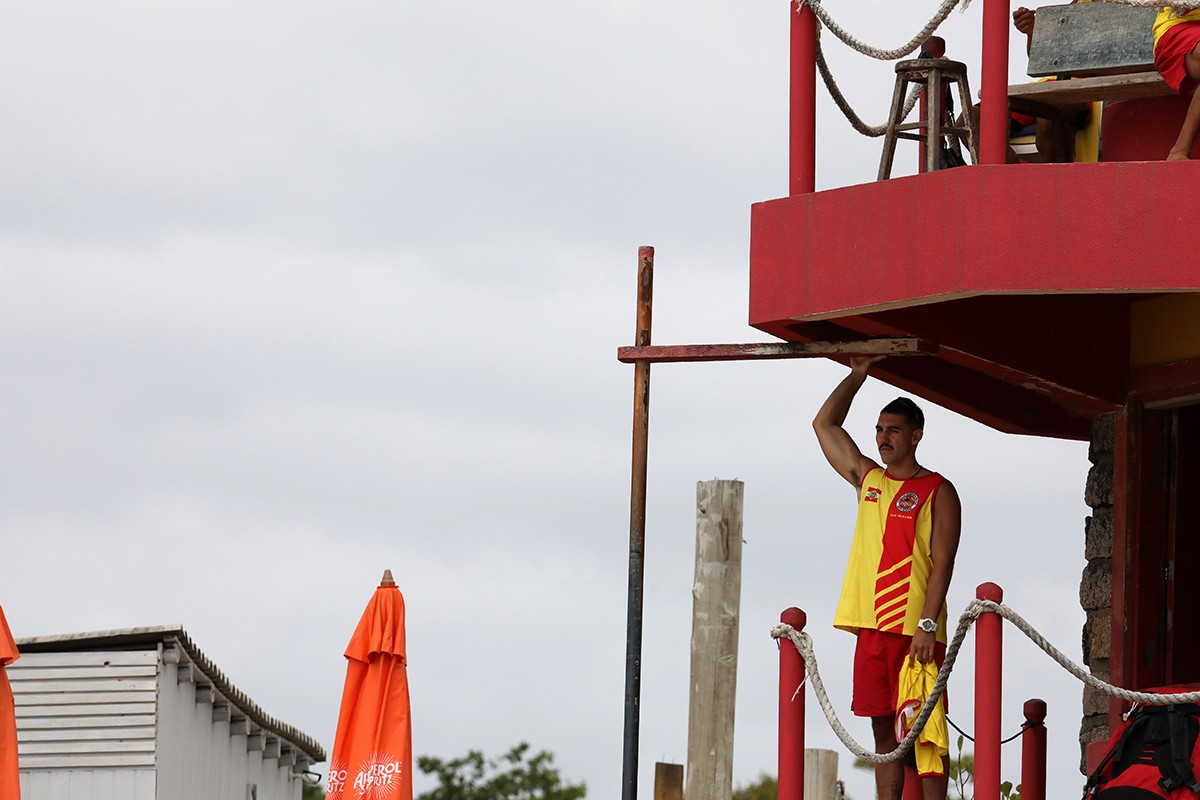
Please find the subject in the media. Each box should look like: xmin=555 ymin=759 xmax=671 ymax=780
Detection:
xmin=790 ymin=0 xmax=817 ymax=195
xmin=979 ymin=0 xmax=1010 ymax=164
xmin=778 ymin=607 xmax=807 ymax=800
xmin=1021 ymin=699 xmax=1047 ymax=800
xmin=975 ymin=583 xmax=1004 ymax=800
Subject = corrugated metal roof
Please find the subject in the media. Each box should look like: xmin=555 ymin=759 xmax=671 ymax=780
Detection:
xmin=16 ymin=625 xmax=326 ymax=763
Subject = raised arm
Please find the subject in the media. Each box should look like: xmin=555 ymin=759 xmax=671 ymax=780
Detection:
xmin=812 ymin=357 xmax=883 ymax=489
xmin=1013 ymin=6 xmax=1036 ymax=55
xmin=910 ymin=480 xmax=962 ymax=664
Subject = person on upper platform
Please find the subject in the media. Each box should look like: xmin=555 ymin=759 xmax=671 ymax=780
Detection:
xmin=1010 ymin=0 xmax=1092 ymax=162
xmin=1154 ymin=6 xmax=1200 ymax=160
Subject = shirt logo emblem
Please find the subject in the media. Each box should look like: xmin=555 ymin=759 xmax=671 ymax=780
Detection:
xmin=895 ymin=492 xmax=920 ymax=513
xmin=864 ymin=487 xmax=882 ymax=503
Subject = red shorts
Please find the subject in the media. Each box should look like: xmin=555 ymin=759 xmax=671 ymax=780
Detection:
xmin=852 ymin=628 xmax=947 ymax=718
xmin=1156 ymin=21 xmax=1200 ymax=95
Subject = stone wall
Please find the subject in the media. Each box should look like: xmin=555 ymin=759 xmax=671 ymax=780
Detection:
xmin=1079 ymin=412 xmax=1114 ymax=770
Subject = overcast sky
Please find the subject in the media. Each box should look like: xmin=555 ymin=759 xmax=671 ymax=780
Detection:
xmin=1 ymin=2 xmax=1093 ymax=799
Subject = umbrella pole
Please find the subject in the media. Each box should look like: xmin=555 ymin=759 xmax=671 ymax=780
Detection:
xmin=622 ymin=246 xmax=654 ymax=800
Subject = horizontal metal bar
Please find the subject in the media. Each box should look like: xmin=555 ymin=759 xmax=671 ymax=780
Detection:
xmin=616 ymin=337 xmax=935 ymax=364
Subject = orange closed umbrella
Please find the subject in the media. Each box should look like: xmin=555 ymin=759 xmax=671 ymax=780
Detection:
xmin=326 ymin=570 xmax=412 ymax=800
xmin=0 ymin=604 xmax=20 ymax=800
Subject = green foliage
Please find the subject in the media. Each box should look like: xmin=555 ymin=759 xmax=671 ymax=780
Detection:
xmin=416 ymin=742 xmax=586 ymax=800
xmin=732 ymin=772 xmax=778 ymax=800
xmin=302 ymin=783 xmax=326 ymax=800
xmin=950 ymin=735 xmax=1020 ymax=800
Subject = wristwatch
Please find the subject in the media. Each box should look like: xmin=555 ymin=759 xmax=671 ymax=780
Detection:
xmin=917 ymin=618 xmax=937 ymax=634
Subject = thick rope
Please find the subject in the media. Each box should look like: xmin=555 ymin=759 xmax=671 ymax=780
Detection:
xmin=814 ymin=24 xmax=921 ymax=138
xmin=772 ymin=598 xmax=1200 ymax=764
xmin=800 ymin=0 xmax=1200 ymax=135
xmin=797 ymin=0 xmax=970 ymax=62
xmin=1092 ymin=0 xmax=1200 ymax=8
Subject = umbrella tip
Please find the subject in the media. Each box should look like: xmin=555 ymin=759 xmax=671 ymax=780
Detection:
xmin=380 ymin=569 xmax=396 ymax=587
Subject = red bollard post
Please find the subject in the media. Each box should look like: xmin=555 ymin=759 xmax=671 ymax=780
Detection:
xmin=779 ymin=608 xmax=807 ymax=800
xmin=1021 ymin=699 xmax=1047 ymax=800
xmin=975 ymin=583 xmax=1004 ymax=800
xmin=789 ymin=0 xmax=817 ymax=195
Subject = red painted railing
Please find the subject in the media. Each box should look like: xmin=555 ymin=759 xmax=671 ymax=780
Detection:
xmin=776 ymin=583 xmax=1050 ymax=800
xmin=787 ymin=0 xmax=1010 ymax=194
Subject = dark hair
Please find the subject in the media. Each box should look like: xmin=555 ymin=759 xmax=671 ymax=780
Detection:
xmin=880 ymin=397 xmax=924 ymax=430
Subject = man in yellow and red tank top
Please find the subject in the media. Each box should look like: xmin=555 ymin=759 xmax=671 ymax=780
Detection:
xmin=813 ymin=356 xmax=962 ymax=800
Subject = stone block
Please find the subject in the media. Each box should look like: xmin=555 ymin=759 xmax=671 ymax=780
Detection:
xmin=1079 ymin=714 xmax=1111 ymax=775
xmin=1083 ymin=683 xmax=1110 ymax=716
xmin=1089 ymin=413 xmax=1115 ymax=463
xmin=1085 ymin=509 xmax=1114 ymax=560
xmin=1080 ymin=559 xmax=1113 ymax=610
xmin=1087 ymin=611 xmax=1112 ymax=661
xmin=1085 ymin=462 xmax=1114 ymax=508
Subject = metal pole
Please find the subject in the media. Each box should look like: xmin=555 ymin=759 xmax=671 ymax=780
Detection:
xmin=790 ymin=0 xmax=817 ymax=195
xmin=980 ymin=0 xmax=1010 ymax=164
xmin=974 ymin=582 xmax=1004 ymax=800
xmin=1021 ymin=699 xmax=1047 ymax=800
xmin=622 ymin=246 xmax=654 ymax=800
xmin=778 ymin=607 xmax=807 ymax=800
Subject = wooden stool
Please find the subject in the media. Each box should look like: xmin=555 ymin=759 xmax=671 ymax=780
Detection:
xmin=878 ymin=58 xmax=979 ymax=180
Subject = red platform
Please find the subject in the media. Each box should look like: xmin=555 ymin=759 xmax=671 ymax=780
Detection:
xmin=749 ymin=161 xmax=1200 ymax=439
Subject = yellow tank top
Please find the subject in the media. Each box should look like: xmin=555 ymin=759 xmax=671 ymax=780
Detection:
xmin=834 ymin=467 xmax=948 ymax=643
xmin=1155 ymin=7 xmax=1200 ymax=50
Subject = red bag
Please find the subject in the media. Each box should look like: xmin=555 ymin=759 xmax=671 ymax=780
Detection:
xmin=1084 ymin=702 xmax=1200 ymax=800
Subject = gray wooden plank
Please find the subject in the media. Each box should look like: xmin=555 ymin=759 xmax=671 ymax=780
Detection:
xmin=20 ymin=739 xmax=156 ymax=754
xmin=1028 ymin=3 xmax=1156 ymax=77
xmin=19 ymin=726 xmax=156 ymax=742
xmin=18 ymin=754 xmax=156 ymax=768
xmin=9 ymin=665 xmax=157 ymax=681
xmin=13 ymin=678 xmax=157 ymax=694
xmin=16 ymin=702 xmax=156 ymax=717
xmin=18 ymin=714 xmax=156 ymax=729
xmin=10 ymin=651 xmax=157 ymax=667
xmin=15 ymin=691 xmax=155 ymax=706
xmin=1008 ymin=71 xmax=1172 ymax=107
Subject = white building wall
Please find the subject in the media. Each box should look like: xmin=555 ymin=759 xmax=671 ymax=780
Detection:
xmin=11 ymin=650 xmax=159 ymax=800
xmin=155 ymin=653 xmax=302 ymax=800
xmin=10 ymin=632 xmax=317 ymax=800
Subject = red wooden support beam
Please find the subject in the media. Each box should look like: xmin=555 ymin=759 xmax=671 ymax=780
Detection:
xmin=980 ymin=0 xmax=1011 ymax=163
xmin=618 ymin=338 xmax=936 ymax=365
xmin=778 ymin=607 xmax=807 ymax=800
xmin=790 ymin=0 xmax=817 ymax=195
xmin=975 ymin=582 xmax=1005 ymax=800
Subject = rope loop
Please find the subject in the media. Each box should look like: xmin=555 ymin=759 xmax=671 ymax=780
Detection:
xmin=772 ymin=597 xmax=1200 ymax=764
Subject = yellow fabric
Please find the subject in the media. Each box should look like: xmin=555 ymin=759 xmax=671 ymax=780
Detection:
xmin=895 ymin=660 xmax=948 ymax=777
xmin=1156 ymin=7 xmax=1200 ymax=50
xmin=834 ymin=467 xmax=947 ymax=643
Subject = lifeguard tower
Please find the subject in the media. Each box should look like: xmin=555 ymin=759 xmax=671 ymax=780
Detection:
xmin=620 ymin=1 xmax=1200 ymax=798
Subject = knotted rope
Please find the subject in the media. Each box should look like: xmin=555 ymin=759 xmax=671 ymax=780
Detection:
xmin=772 ymin=598 xmax=1200 ymax=763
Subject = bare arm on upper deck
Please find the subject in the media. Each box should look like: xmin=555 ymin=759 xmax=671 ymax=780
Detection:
xmin=910 ymin=480 xmax=963 ymax=664
xmin=812 ymin=357 xmax=883 ymax=489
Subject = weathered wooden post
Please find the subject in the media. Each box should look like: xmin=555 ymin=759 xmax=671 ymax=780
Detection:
xmin=804 ymin=749 xmax=839 ymax=800
xmin=685 ymin=479 xmax=744 ymax=800
xmin=655 ymin=762 xmax=684 ymax=800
